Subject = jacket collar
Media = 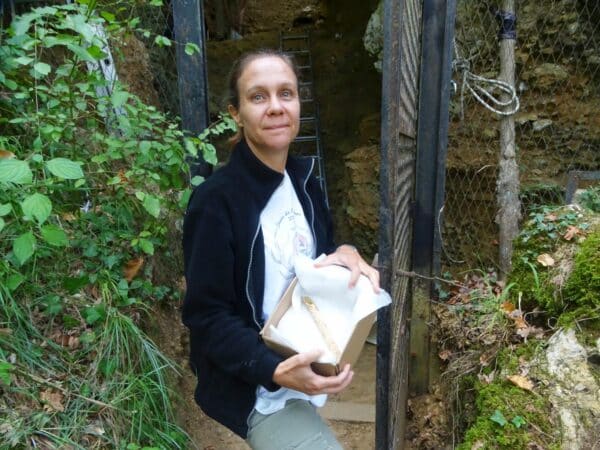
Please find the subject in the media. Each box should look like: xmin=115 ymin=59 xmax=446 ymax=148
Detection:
xmin=229 ymin=139 xmax=313 ymax=208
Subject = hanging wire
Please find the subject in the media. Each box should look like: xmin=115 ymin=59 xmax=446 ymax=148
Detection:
xmin=452 ymin=39 xmax=520 ymax=118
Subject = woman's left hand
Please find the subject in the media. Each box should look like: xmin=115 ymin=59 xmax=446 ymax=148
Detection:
xmin=314 ymin=245 xmax=380 ymax=293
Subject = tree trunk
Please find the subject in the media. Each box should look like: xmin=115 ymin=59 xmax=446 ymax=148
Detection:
xmin=496 ymin=0 xmax=520 ymax=280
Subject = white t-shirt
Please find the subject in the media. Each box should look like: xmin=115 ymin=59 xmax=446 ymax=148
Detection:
xmin=255 ymin=171 xmax=327 ymax=414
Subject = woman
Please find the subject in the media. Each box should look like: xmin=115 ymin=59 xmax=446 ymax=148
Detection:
xmin=182 ymin=49 xmax=380 ymax=449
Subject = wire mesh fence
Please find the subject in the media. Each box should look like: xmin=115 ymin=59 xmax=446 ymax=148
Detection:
xmin=120 ymin=1 xmax=179 ymax=117
xmin=0 ymin=0 xmax=180 ymax=115
xmin=443 ymin=0 xmax=600 ymax=271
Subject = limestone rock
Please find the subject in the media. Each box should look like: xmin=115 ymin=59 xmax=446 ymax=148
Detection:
xmin=527 ymin=63 xmax=569 ymax=90
xmin=344 ymin=145 xmax=380 ymax=256
xmin=363 ymin=0 xmax=383 ymax=72
xmin=544 ymin=329 xmax=600 ymax=450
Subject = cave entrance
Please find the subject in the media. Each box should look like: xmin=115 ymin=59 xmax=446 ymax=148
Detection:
xmin=173 ymin=1 xmax=457 ymax=448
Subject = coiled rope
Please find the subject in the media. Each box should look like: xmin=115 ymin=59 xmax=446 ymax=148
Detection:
xmin=452 ymin=40 xmax=520 ymax=119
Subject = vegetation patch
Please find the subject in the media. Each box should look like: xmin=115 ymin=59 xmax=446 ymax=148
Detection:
xmin=510 ymin=201 xmax=599 ymax=319
xmin=458 ymin=380 xmax=558 ymax=450
xmin=0 ymin=2 xmax=232 ymax=447
xmin=434 ymin=189 xmax=600 ymax=448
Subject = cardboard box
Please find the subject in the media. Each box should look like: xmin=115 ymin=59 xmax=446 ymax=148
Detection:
xmin=260 ymin=279 xmax=377 ymax=377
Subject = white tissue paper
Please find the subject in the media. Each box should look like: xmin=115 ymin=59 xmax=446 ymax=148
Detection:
xmin=269 ymin=254 xmax=392 ymax=364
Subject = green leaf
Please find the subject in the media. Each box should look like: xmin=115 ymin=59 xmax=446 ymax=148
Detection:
xmin=511 ymin=415 xmax=526 ymax=428
xmin=14 ymin=56 xmax=34 ymax=65
xmin=139 ymin=238 xmax=154 ymax=255
xmin=63 ymin=275 xmax=90 ymax=293
xmin=13 ymin=231 xmax=36 ymax=265
xmin=43 ymin=295 xmax=63 ymax=316
xmin=63 ymin=13 xmax=96 ymax=42
xmin=79 ymin=330 xmax=95 ymax=345
xmin=191 ymin=175 xmax=204 ymax=186
xmin=6 ymin=273 xmax=25 ymax=291
xmin=12 ymin=12 xmax=37 ymax=36
xmin=0 ymin=362 xmax=13 ymax=385
xmin=111 ymin=90 xmax=129 ymax=108
xmin=179 ymin=188 xmax=192 ymax=210
xmin=142 ymin=195 xmax=160 ymax=218
xmin=2 ymin=78 xmax=18 ymax=90
xmin=41 ymin=224 xmax=68 ymax=247
xmin=154 ymin=35 xmax=171 ymax=47
xmin=0 ymin=218 xmax=4 ymax=233
xmin=33 ymin=62 xmax=51 ymax=77
xmin=139 ymin=140 xmax=152 ymax=153
xmin=21 ymin=193 xmax=52 ymax=224
xmin=100 ymin=11 xmax=115 ymax=22
xmin=149 ymin=0 xmax=163 ymax=5
xmin=66 ymin=42 xmax=95 ymax=62
xmin=86 ymin=45 xmax=106 ymax=60
xmin=185 ymin=42 xmax=200 ymax=56
xmin=200 ymin=142 xmax=218 ymax=165
xmin=0 ymin=159 xmax=33 ymax=184
xmin=184 ymin=138 xmax=198 ymax=157
xmin=46 ymin=157 xmax=84 ymax=179
xmin=83 ymin=305 xmax=106 ymax=325
xmin=490 ymin=409 xmax=508 ymax=427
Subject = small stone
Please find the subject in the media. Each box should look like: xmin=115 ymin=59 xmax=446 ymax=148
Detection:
xmin=586 ymin=55 xmax=600 ymax=66
xmin=533 ymin=63 xmax=569 ymax=89
xmin=516 ymin=112 xmax=538 ymax=125
xmin=533 ymin=119 xmax=553 ymax=132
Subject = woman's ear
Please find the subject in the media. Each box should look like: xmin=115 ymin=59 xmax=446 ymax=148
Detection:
xmin=228 ymin=104 xmax=241 ymax=128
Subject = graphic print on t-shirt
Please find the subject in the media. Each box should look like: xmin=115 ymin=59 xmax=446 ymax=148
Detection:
xmin=267 ymin=209 xmax=312 ymax=280
xmin=260 ymin=171 xmax=315 ymax=318
xmin=255 ymin=171 xmax=324 ymax=416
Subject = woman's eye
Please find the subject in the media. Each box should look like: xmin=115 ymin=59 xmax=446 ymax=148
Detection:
xmin=252 ymin=93 xmax=264 ymax=102
xmin=281 ymin=90 xmax=293 ymax=98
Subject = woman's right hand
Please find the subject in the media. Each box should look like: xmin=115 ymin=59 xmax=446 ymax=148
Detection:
xmin=272 ymin=349 xmax=354 ymax=395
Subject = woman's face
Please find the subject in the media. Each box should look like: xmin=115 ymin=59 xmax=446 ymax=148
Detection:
xmin=229 ymin=56 xmax=300 ymax=155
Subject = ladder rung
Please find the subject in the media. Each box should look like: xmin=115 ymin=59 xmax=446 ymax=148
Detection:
xmin=294 ymin=135 xmax=318 ymax=142
xmin=300 ymin=116 xmax=316 ymax=122
xmin=297 ymin=65 xmax=312 ymax=70
xmin=285 ymin=50 xmax=310 ymax=55
xmin=281 ymin=34 xmax=309 ymax=40
xmin=300 ymin=98 xmax=315 ymax=103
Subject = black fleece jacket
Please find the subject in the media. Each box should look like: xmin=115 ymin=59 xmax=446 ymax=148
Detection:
xmin=182 ymin=139 xmax=335 ymax=438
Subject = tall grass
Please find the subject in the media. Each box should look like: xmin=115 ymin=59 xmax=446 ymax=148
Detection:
xmin=0 ymin=283 xmax=188 ymax=449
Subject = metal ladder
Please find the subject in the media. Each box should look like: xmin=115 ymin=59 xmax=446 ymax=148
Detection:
xmin=279 ymin=32 xmax=329 ymax=208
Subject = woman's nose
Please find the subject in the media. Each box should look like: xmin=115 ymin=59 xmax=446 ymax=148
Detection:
xmin=267 ymin=96 xmax=284 ymax=114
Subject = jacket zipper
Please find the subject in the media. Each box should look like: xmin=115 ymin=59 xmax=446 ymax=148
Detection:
xmin=246 ymin=222 xmax=261 ymax=329
xmin=246 ymin=159 xmax=315 ymax=330
xmin=303 ymin=158 xmax=316 ymax=247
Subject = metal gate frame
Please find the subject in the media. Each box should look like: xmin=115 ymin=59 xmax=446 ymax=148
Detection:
xmin=377 ymin=0 xmax=457 ymax=448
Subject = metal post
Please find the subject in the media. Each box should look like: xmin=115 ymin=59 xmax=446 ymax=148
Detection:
xmin=409 ymin=0 xmax=457 ymax=395
xmin=173 ymin=0 xmax=213 ymax=178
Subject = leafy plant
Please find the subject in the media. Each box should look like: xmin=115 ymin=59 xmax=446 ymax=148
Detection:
xmin=0 ymin=1 xmax=232 ymax=447
xmin=577 ymin=185 xmax=600 ymax=213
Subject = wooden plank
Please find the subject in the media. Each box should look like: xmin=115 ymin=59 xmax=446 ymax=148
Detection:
xmin=319 ymin=402 xmax=375 ymax=423
xmin=377 ymin=0 xmax=401 ymax=447
xmin=378 ymin=0 xmax=422 ymax=448
xmin=409 ymin=0 xmax=457 ymax=396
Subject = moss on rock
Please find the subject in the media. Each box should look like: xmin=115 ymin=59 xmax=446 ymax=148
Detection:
xmin=509 ymin=203 xmax=599 ymax=320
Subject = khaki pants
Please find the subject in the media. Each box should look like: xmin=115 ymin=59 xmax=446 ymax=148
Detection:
xmin=246 ymin=399 xmax=343 ymax=450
